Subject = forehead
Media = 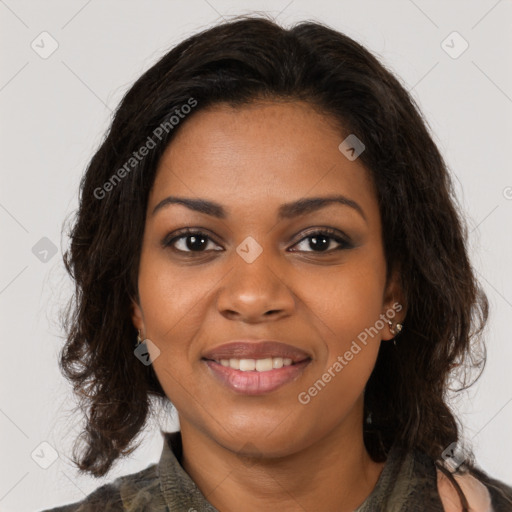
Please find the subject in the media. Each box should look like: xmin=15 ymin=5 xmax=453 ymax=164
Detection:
xmin=149 ymin=101 xmax=377 ymax=221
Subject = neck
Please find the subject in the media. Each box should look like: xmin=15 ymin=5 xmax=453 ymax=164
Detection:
xmin=179 ymin=402 xmax=385 ymax=512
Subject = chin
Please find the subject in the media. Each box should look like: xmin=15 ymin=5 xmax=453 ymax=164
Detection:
xmin=206 ymin=414 xmax=313 ymax=459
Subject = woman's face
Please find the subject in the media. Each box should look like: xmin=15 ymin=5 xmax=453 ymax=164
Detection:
xmin=132 ymin=100 xmax=403 ymax=457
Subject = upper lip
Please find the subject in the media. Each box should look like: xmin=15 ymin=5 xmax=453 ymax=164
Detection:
xmin=202 ymin=340 xmax=311 ymax=363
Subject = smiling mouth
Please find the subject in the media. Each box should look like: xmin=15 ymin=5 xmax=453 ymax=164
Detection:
xmin=202 ymin=357 xmax=312 ymax=395
xmin=203 ymin=356 xmax=309 ymax=372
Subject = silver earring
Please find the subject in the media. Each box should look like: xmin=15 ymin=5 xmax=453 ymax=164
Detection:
xmin=136 ymin=329 xmax=144 ymax=345
xmin=388 ymin=321 xmax=403 ymax=336
xmin=387 ymin=320 xmax=403 ymax=342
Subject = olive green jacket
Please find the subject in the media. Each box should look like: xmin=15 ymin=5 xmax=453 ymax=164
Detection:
xmin=42 ymin=431 xmax=512 ymax=511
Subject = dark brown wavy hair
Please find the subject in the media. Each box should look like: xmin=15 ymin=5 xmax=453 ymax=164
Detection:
xmin=61 ymin=14 xmax=507 ymax=509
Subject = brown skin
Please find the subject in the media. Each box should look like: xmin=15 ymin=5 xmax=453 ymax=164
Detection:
xmin=131 ymin=101 xmax=406 ymax=512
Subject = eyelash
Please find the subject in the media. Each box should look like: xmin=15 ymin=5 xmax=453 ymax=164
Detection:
xmin=161 ymin=227 xmax=353 ymax=255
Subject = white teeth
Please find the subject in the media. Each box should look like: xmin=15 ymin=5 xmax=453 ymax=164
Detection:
xmin=218 ymin=357 xmax=295 ymax=372
xmin=255 ymin=358 xmax=273 ymax=372
xmin=239 ymin=359 xmax=256 ymax=371
xmin=272 ymin=357 xmax=283 ymax=369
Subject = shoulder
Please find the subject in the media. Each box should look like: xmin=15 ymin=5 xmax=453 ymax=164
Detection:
xmin=40 ymin=463 xmax=161 ymax=512
xmin=437 ymin=466 xmax=512 ymax=512
xmin=40 ymin=481 xmax=125 ymax=512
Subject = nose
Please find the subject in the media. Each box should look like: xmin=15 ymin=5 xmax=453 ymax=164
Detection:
xmin=216 ymin=248 xmax=296 ymax=323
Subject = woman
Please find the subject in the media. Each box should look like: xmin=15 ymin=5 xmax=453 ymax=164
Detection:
xmin=45 ymin=15 xmax=512 ymax=512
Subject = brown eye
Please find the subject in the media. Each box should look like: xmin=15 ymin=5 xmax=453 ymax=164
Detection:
xmin=162 ymin=229 xmax=222 ymax=253
xmin=290 ymin=229 xmax=353 ymax=253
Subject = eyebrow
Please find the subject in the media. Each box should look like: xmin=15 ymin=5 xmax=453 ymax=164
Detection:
xmin=152 ymin=194 xmax=367 ymax=222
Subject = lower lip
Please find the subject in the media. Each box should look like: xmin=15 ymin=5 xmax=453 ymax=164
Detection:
xmin=204 ymin=359 xmax=311 ymax=395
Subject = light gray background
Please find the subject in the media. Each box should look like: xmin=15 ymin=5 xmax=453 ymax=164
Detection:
xmin=1 ymin=1 xmax=511 ymax=510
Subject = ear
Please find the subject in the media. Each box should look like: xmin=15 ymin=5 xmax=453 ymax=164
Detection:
xmin=380 ymin=267 xmax=407 ymax=341
xmin=130 ymin=297 xmax=145 ymax=334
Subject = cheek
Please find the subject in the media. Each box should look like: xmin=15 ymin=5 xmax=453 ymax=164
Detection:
xmin=300 ymin=265 xmax=384 ymax=415
xmin=304 ymin=254 xmax=386 ymax=391
xmin=137 ymin=255 xmax=208 ymax=407
xmin=307 ymin=256 xmax=386 ymax=339
xmin=137 ymin=250 xmax=209 ymax=361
